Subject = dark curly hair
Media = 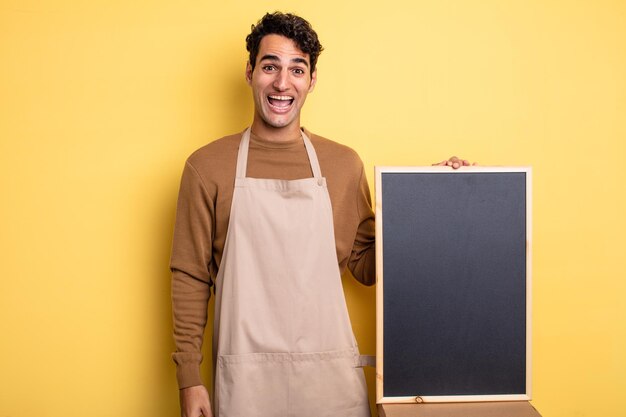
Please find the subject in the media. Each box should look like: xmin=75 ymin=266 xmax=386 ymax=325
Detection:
xmin=246 ymin=12 xmax=323 ymax=74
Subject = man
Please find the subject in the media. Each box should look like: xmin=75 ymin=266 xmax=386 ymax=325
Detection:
xmin=171 ymin=12 xmax=471 ymax=417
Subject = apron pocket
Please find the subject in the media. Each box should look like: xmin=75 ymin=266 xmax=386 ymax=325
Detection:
xmin=289 ymin=349 xmax=370 ymax=417
xmin=216 ymin=352 xmax=290 ymax=417
xmin=216 ymin=349 xmax=370 ymax=417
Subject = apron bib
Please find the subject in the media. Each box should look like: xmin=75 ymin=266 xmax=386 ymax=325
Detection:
xmin=212 ymin=128 xmax=370 ymax=417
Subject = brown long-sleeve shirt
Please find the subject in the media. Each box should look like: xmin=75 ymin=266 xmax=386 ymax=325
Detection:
xmin=170 ymin=129 xmax=375 ymax=388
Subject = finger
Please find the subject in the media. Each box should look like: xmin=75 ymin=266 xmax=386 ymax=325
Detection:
xmin=432 ymin=160 xmax=446 ymax=166
xmin=452 ymin=161 xmax=461 ymax=169
xmin=201 ymin=405 xmax=213 ymax=417
xmin=462 ymin=159 xmax=470 ymax=166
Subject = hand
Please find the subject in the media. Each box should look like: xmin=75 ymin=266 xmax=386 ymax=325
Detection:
xmin=432 ymin=156 xmax=476 ymax=169
xmin=180 ymin=385 xmax=213 ymax=417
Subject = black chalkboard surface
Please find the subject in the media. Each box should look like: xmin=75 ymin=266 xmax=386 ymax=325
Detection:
xmin=375 ymin=167 xmax=531 ymax=403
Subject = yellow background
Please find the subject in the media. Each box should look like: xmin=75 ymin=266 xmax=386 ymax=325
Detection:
xmin=1 ymin=1 xmax=625 ymax=416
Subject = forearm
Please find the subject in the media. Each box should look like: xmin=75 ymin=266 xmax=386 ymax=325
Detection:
xmin=172 ymin=269 xmax=211 ymax=388
xmin=348 ymin=241 xmax=376 ymax=286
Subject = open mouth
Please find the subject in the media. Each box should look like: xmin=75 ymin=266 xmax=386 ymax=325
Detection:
xmin=267 ymin=95 xmax=294 ymax=109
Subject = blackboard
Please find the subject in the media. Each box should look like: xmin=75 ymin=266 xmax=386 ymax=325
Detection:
xmin=375 ymin=167 xmax=531 ymax=403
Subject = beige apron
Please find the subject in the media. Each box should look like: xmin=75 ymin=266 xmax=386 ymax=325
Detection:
xmin=211 ymin=128 xmax=371 ymax=417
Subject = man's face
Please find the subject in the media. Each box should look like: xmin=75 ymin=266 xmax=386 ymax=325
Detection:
xmin=246 ymin=34 xmax=317 ymax=134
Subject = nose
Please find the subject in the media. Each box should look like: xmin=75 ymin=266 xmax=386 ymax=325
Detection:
xmin=272 ymin=69 xmax=289 ymax=91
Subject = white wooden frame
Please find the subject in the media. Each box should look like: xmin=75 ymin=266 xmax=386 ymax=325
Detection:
xmin=375 ymin=166 xmax=533 ymax=404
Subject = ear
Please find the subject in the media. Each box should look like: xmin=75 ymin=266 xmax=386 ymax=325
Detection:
xmin=308 ymin=69 xmax=317 ymax=92
xmin=245 ymin=61 xmax=253 ymax=85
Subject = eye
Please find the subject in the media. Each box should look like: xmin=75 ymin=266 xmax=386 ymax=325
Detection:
xmin=262 ymin=65 xmax=277 ymax=72
xmin=292 ymin=68 xmax=305 ymax=75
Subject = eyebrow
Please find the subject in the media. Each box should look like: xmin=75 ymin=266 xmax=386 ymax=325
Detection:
xmin=259 ymin=54 xmax=310 ymax=68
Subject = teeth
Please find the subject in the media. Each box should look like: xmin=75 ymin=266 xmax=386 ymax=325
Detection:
xmin=269 ymin=95 xmax=293 ymax=101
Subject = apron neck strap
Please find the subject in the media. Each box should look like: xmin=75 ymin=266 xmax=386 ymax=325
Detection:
xmin=236 ymin=128 xmax=323 ymax=179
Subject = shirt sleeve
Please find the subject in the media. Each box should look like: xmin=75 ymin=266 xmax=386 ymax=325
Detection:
xmin=170 ymin=160 xmax=214 ymax=389
xmin=347 ymin=165 xmax=376 ymax=286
